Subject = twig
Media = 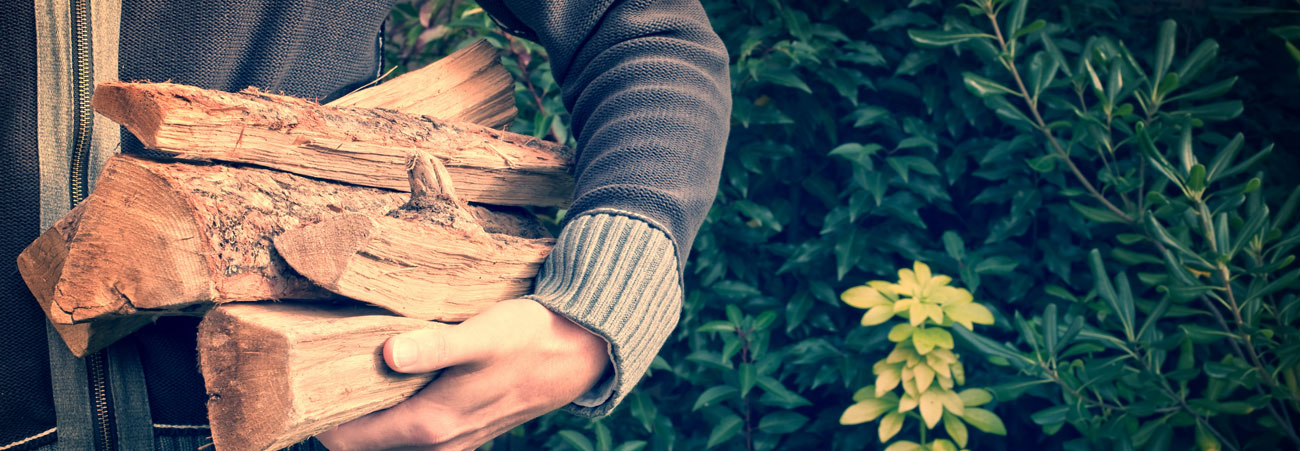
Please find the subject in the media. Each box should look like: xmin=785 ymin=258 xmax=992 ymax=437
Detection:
xmin=984 ymin=10 xmax=1135 ymax=224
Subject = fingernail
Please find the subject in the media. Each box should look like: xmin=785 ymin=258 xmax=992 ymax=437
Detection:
xmin=391 ymin=336 xmax=417 ymax=369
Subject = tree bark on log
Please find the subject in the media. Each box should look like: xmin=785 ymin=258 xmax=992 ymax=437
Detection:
xmin=199 ymin=302 xmax=445 ymax=451
xmin=91 ymin=81 xmax=574 ymax=207
xmin=328 ymin=39 xmax=516 ymax=129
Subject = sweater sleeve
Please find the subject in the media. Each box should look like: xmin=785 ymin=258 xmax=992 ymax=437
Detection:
xmin=476 ymin=0 xmax=731 ymax=416
xmin=480 ymin=0 xmax=731 ymax=266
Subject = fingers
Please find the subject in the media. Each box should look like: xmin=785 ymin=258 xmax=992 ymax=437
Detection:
xmin=384 ymin=325 xmax=494 ymax=374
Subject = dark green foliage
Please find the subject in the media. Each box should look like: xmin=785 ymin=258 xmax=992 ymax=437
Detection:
xmin=384 ymin=0 xmax=1300 ymax=449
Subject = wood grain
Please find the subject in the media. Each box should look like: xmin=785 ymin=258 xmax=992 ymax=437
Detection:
xmin=199 ymin=302 xmax=445 ymax=451
xmin=91 ymin=81 xmax=574 ymax=207
xmin=328 ymin=39 xmax=517 ymax=129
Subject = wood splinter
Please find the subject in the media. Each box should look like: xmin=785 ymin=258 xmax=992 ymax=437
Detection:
xmin=274 ymin=152 xmax=555 ymax=321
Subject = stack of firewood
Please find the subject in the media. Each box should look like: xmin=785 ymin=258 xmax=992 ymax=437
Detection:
xmin=16 ymin=41 xmax=574 ymax=450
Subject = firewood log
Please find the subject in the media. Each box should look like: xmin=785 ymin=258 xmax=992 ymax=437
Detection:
xmin=199 ymin=302 xmax=444 ymax=451
xmin=91 ymin=81 xmax=574 ymax=208
xmin=274 ymin=152 xmax=553 ymax=321
xmin=328 ymin=39 xmax=517 ymax=129
xmin=15 ymin=203 xmax=159 ymax=357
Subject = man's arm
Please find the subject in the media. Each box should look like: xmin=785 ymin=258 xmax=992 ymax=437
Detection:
xmin=316 ymin=1 xmax=730 ymax=448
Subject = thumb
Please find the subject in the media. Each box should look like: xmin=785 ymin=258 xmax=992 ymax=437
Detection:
xmin=384 ymin=325 xmax=490 ymax=373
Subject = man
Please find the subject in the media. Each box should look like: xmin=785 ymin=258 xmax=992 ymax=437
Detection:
xmin=0 ymin=0 xmax=730 ymax=449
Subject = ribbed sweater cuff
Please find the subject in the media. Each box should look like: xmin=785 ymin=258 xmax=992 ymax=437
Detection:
xmin=525 ymin=212 xmax=682 ymax=417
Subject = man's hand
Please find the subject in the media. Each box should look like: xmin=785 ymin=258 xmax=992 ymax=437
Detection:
xmin=315 ymin=298 xmax=610 ymax=450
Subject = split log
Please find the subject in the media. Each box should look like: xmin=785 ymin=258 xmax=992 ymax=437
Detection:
xmin=37 ymin=153 xmax=551 ymax=329
xmin=199 ymin=302 xmax=444 ymax=451
xmin=275 ymin=152 xmax=554 ymax=321
xmin=328 ymin=39 xmax=516 ymax=129
xmin=15 ymin=203 xmax=159 ymax=357
xmin=91 ymin=81 xmax=574 ymax=208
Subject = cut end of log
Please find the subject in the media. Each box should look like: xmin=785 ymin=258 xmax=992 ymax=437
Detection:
xmin=272 ymin=214 xmax=377 ymax=290
xmin=91 ymin=82 xmax=163 ymax=148
xmin=17 ymin=213 xmax=155 ymax=356
xmin=200 ymin=303 xmax=442 ymax=451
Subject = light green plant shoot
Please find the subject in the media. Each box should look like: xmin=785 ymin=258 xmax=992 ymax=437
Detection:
xmin=839 ymin=261 xmax=1004 ymax=451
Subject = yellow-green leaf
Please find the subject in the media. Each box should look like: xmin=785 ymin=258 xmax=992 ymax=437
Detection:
xmin=841 ymin=398 xmax=897 ymax=425
xmin=843 ymin=286 xmax=890 ymax=309
xmin=884 ymin=440 xmax=925 ymax=451
xmin=927 ymin=354 xmax=952 ymax=379
xmin=861 ymin=305 xmax=894 ymax=326
xmin=920 ymin=389 xmax=944 ymax=429
xmin=929 ymin=286 xmax=973 ymax=305
xmin=929 ymin=438 xmax=959 ymax=451
xmin=960 ymin=407 xmax=1007 ymax=435
xmin=876 ymin=369 xmax=902 ymax=397
xmin=910 ymin=303 xmax=928 ymax=326
xmin=940 ymin=390 xmax=965 ymax=416
xmin=944 ymin=303 xmax=995 ymax=329
xmin=914 ymin=363 xmax=936 ymax=393
xmin=898 ymin=393 xmax=918 ymax=412
xmin=889 ymin=323 xmax=916 ymax=342
xmin=913 ymin=328 xmax=955 ymax=354
xmin=894 ymin=298 xmax=919 ymax=314
xmin=944 ymin=411 xmax=969 ymax=448
xmin=959 ymin=388 xmax=993 ymax=407
xmin=879 ymin=411 xmax=906 ymax=443
xmin=853 ymin=385 xmax=878 ymax=402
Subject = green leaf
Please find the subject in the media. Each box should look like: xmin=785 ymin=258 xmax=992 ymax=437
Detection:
xmin=1011 ymin=19 xmax=1046 ymax=40
xmin=558 ymin=430 xmax=595 ymax=451
xmin=943 ymin=231 xmax=966 ymax=261
xmin=1187 ymin=164 xmax=1206 ymax=192
xmin=1231 ymin=206 xmax=1269 ymax=258
xmin=974 ymin=255 xmax=1019 ymax=274
xmin=944 ymin=412 xmax=969 ymax=448
xmin=1088 ymin=250 xmax=1129 ymax=340
xmin=628 ymin=392 xmax=657 ymax=433
xmin=1216 ymin=143 xmax=1273 ymax=181
xmin=738 ymin=363 xmax=757 ymax=398
xmin=1070 ymin=200 xmax=1129 ymax=223
xmin=1153 ymin=20 xmax=1178 ymax=86
xmin=1005 ymin=0 xmax=1029 ymax=42
xmin=1172 ymin=101 xmax=1244 ymax=122
xmin=694 ymin=386 xmax=738 ymax=411
xmin=707 ymin=414 xmax=744 ymax=448
xmin=908 ymin=29 xmax=995 ymax=46
xmin=757 ymin=67 xmax=812 ymax=93
xmin=960 ymin=407 xmax=1007 ymax=435
xmin=1166 ymin=77 xmax=1237 ymax=103
xmin=959 ymin=388 xmax=993 ymax=407
xmin=1043 ymin=303 xmax=1058 ymax=359
xmin=612 ymin=442 xmax=646 ymax=451
xmin=1176 ymin=39 xmax=1220 ymax=83
xmin=962 ymin=72 xmax=1019 ymax=97
xmin=1155 ymin=73 xmax=1180 ymax=99
xmin=1027 ymin=154 xmax=1057 ymax=173
xmin=1028 ymin=51 xmax=1061 ymax=100
xmin=841 ymin=398 xmax=896 ymax=425
xmin=1030 ymin=405 xmax=1068 ymax=426
xmin=759 ymin=411 xmax=809 ymax=434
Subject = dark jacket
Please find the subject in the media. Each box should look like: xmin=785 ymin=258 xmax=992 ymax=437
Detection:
xmin=1 ymin=0 xmax=728 ymax=449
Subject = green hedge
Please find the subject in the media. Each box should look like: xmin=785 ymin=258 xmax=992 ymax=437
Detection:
xmin=384 ymin=1 xmax=1300 ymax=449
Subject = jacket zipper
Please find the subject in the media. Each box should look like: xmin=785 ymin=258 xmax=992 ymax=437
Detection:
xmin=69 ymin=0 xmax=117 ymax=450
